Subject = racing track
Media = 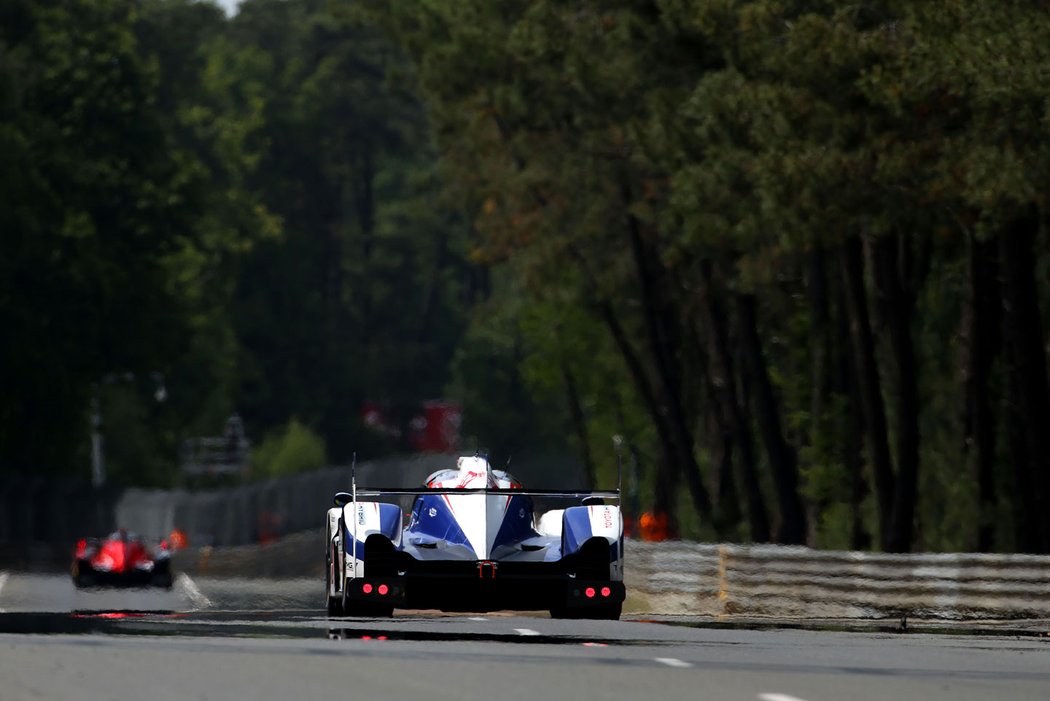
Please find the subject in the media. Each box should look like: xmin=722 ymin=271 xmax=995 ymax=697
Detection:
xmin=1 ymin=571 xmax=1049 ymax=701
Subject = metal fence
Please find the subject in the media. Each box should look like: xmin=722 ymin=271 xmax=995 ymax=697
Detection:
xmin=115 ymin=455 xmax=455 ymax=547
xmin=114 ymin=453 xmax=588 ymax=548
xmin=0 ymin=452 xmax=588 ymax=570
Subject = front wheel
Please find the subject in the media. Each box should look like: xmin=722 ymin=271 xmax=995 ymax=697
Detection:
xmin=72 ymin=563 xmax=95 ymax=589
xmin=326 ymin=545 xmax=343 ymax=616
xmin=151 ymin=569 xmax=173 ymax=589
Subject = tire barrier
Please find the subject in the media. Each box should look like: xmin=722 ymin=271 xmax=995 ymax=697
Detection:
xmin=168 ymin=537 xmax=1050 ymax=621
xmin=626 ymin=541 xmax=1050 ymax=620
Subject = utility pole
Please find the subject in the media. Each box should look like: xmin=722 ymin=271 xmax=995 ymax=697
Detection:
xmin=91 ymin=384 xmax=104 ymax=487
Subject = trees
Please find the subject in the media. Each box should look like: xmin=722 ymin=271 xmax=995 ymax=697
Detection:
xmin=0 ymin=0 xmax=250 ymax=480
xmin=5 ymin=0 xmax=1050 ymax=554
xmin=375 ymin=0 xmax=1050 ymax=551
xmin=1 ymin=0 xmax=473 ymax=483
xmin=228 ymin=0 xmax=471 ymax=461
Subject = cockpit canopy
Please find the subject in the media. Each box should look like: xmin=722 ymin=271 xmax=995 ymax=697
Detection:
xmin=106 ymin=529 xmax=142 ymax=543
xmin=424 ymin=455 xmax=521 ymax=489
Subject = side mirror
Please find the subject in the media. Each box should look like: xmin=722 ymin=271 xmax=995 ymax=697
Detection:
xmin=334 ymin=492 xmax=353 ymax=507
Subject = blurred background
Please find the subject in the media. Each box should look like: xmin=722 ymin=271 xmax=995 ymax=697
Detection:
xmin=3 ymin=0 xmax=1050 ymax=562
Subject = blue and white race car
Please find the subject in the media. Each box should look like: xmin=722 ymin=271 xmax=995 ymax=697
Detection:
xmin=324 ymin=455 xmax=625 ymax=619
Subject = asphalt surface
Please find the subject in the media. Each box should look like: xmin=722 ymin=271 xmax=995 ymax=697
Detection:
xmin=1 ymin=571 xmax=1049 ymax=701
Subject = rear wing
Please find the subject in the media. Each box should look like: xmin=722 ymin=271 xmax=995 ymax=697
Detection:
xmin=338 ymin=445 xmax=624 ymax=504
xmin=345 ymin=488 xmax=620 ymax=499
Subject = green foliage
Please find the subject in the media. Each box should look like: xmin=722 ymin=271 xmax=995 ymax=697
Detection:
xmin=251 ymin=418 xmax=328 ymax=479
xmin=0 ymin=0 xmax=470 ymax=484
xmin=373 ymin=0 xmax=1050 ymax=551
xmin=7 ymin=0 xmax=1050 ymax=554
xmin=0 ymin=0 xmax=243 ymax=476
xmin=227 ymin=0 xmax=471 ymax=460
xmin=99 ymin=384 xmax=174 ymax=488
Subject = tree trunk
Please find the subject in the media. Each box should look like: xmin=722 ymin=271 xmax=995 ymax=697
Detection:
xmin=698 ymin=339 xmax=742 ymax=536
xmin=999 ymin=212 xmax=1050 ymax=553
xmin=594 ymin=299 xmax=680 ymax=535
xmin=839 ymin=236 xmax=896 ymax=549
xmin=872 ymin=234 xmax=920 ymax=554
xmin=484 ymin=108 xmax=695 ymax=527
xmin=699 ymin=261 xmax=770 ymax=542
xmin=621 ymin=181 xmax=711 ymax=523
xmin=737 ymin=293 xmax=807 ymax=544
xmin=835 ymin=279 xmax=870 ymax=550
xmin=355 ymin=146 xmax=376 ymax=340
xmin=559 ymin=349 xmax=596 ymax=490
xmin=963 ymin=234 xmax=1000 ymax=551
xmin=808 ymin=246 xmax=834 ymax=544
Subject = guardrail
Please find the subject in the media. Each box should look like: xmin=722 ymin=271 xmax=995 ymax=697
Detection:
xmin=626 ymin=541 xmax=1050 ymax=620
xmin=171 ymin=537 xmax=1050 ymax=620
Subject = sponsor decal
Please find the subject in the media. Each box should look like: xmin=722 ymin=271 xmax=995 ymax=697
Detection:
xmin=519 ymin=507 xmax=526 ymax=519
xmin=357 ymin=506 xmax=366 ymax=526
xmin=428 ymin=507 xmax=438 ymax=518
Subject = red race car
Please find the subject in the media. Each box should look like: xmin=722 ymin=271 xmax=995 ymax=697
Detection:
xmin=72 ymin=529 xmax=174 ymax=589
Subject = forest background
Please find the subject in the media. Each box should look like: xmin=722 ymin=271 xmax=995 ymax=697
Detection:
xmin=3 ymin=0 xmax=1050 ymax=554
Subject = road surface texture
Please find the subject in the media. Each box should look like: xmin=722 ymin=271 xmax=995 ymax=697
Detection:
xmin=1 ymin=571 xmax=1048 ymax=701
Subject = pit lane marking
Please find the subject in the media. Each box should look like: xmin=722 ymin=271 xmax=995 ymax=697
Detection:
xmin=760 ymin=694 xmax=812 ymax=701
xmin=654 ymin=657 xmax=693 ymax=668
xmin=514 ymin=628 xmax=541 ymax=636
xmin=176 ymin=573 xmax=212 ymax=609
xmin=0 ymin=572 xmax=8 ymax=612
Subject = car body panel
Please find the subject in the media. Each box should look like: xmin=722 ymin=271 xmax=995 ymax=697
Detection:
xmin=72 ymin=530 xmax=172 ymax=588
xmin=324 ymin=455 xmax=625 ymax=618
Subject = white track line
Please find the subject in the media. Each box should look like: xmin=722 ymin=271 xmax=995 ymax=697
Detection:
xmin=467 ymin=617 xmax=487 ymax=621
xmin=760 ymin=694 xmax=812 ymax=701
xmin=0 ymin=572 xmax=8 ymax=613
xmin=654 ymin=657 xmax=693 ymax=668
xmin=177 ymin=573 xmax=212 ymax=609
xmin=514 ymin=628 xmax=541 ymax=636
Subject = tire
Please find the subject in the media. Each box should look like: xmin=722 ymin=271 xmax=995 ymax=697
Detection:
xmin=326 ymin=544 xmax=343 ymax=617
xmin=72 ymin=563 xmax=95 ymax=589
xmin=340 ymin=579 xmax=354 ymax=616
xmin=151 ymin=570 xmax=174 ymax=589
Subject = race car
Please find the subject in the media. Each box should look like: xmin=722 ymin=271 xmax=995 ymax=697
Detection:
xmin=72 ymin=529 xmax=174 ymax=589
xmin=324 ymin=455 xmax=625 ymax=619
